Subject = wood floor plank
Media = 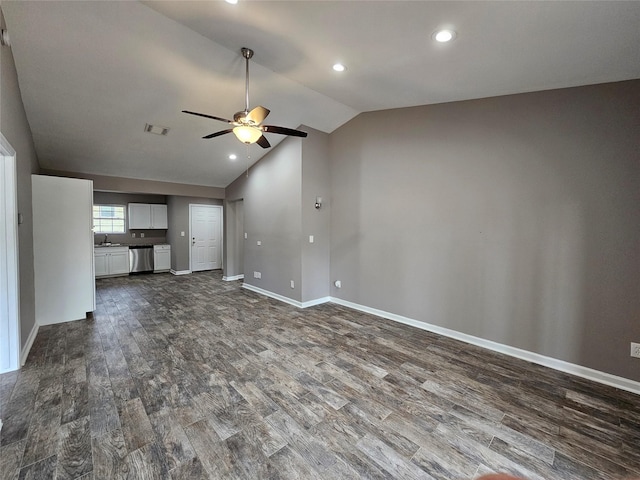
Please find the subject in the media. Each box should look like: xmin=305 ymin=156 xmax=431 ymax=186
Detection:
xmin=169 ymin=456 xmax=209 ymax=480
xmin=355 ymin=433 xmax=435 ymax=479
xmin=88 ymin=383 xmax=120 ymax=438
xmin=61 ymin=381 xmax=89 ymax=426
xmin=118 ymin=397 xmax=156 ymax=452
xmin=265 ymin=445 xmax=322 ymax=480
xmin=56 ymin=415 xmax=93 ymax=480
xmin=148 ymin=407 xmax=197 ymax=471
xmin=121 ymin=441 xmax=169 ymax=480
xmin=0 ymin=439 xmax=25 ymax=480
xmin=17 ymin=454 xmax=57 ymax=480
xmin=265 ymin=409 xmax=346 ymax=475
xmin=1 ymin=369 xmax=40 ymax=447
xmin=2 ymin=271 xmax=638 ymax=480
xmin=91 ymin=428 xmax=128 ymax=479
xmin=183 ymin=418 xmax=233 ymax=478
xmin=21 ymin=404 xmax=61 ymax=467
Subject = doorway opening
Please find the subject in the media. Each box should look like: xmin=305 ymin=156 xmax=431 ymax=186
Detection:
xmin=223 ymin=199 xmax=244 ymax=281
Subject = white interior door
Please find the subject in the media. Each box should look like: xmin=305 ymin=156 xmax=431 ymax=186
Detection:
xmin=190 ymin=205 xmax=222 ymax=272
xmin=0 ymin=134 xmax=20 ymax=374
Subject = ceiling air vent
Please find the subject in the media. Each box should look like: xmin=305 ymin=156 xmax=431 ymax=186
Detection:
xmin=144 ymin=124 xmax=170 ymax=136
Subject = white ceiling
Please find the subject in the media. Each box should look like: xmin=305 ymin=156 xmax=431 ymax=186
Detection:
xmin=3 ymin=1 xmax=639 ymax=188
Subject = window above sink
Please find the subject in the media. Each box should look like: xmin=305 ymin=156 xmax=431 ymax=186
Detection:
xmin=93 ymin=204 xmax=126 ymax=233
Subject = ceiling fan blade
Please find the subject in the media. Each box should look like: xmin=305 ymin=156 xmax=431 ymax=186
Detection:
xmin=246 ymin=106 xmax=270 ymax=125
xmin=256 ymin=135 xmax=271 ymax=149
xmin=203 ymin=129 xmax=233 ymax=139
xmin=262 ymin=125 xmax=308 ymax=137
xmin=182 ymin=110 xmax=233 ymax=124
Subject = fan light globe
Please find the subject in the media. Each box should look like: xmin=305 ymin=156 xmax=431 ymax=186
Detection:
xmin=233 ymin=126 xmax=262 ymax=144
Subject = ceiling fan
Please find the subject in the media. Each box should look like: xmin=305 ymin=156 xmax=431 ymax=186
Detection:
xmin=183 ymin=47 xmax=307 ymax=148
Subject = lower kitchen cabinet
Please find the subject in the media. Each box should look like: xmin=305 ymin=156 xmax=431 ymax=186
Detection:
xmin=95 ymin=247 xmax=129 ymax=277
xmin=153 ymin=244 xmax=171 ymax=273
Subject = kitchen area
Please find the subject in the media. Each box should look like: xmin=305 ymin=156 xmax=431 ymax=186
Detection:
xmin=29 ymin=174 xmax=225 ymax=330
xmin=93 ymin=192 xmax=171 ymax=277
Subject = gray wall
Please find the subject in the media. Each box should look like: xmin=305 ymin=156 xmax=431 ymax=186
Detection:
xmin=225 ymin=128 xmax=332 ymax=303
xmin=301 ymin=127 xmax=331 ymax=302
xmin=330 ymin=80 xmax=640 ymax=381
xmin=1 ymin=6 xmax=40 ymax=352
xmin=42 ymin=169 xmax=225 ymax=199
xmin=226 ymin=138 xmax=303 ymax=301
xmin=93 ymin=191 xmax=167 ymax=245
xmin=167 ymin=196 xmax=223 ymax=272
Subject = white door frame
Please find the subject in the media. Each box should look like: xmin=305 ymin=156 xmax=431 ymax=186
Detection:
xmin=0 ymin=133 xmax=20 ymax=374
xmin=188 ymin=204 xmax=223 ymax=272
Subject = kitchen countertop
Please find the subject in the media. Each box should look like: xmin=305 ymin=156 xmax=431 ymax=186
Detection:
xmin=94 ymin=243 xmax=168 ymax=248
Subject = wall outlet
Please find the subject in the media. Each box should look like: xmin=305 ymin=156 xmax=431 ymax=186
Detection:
xmin=290 ymin=280 xmax=295 ymax=289
xmin=181 ymin=231 xmax=185 ymax=237
xmin=244 ymin=232 xmax=247 ymax=239
xmin=631 ymin=342 xmax=640 ymax=358
xmin=253 ymin=271 xmax=261 ymax=279
xmin=140 ymin=233 xmax=144 ymax=238
xmin=257 ymin=240 xmax=261 ymax=246
xmin=309 ymin=235 xmax=314 ymax=243
xmin=131 ymin=233 xmax=136 ymax=238
xmin=334 ymin=280 xmax=341 ymax=288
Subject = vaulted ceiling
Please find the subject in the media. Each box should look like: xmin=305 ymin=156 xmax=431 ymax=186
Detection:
xmin=3 ymin=1 xmax=639 ymax=188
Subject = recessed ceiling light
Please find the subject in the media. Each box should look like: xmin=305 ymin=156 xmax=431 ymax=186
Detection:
xmin=433 ymin=29 xmax=456 ymax=43
xmin=229 ymin=154 xmax=237 ymax=160
xmin=332 ymin=63 xmax=346 ymax=72
xmin=225 ymin=0 xmax=238 ymax=4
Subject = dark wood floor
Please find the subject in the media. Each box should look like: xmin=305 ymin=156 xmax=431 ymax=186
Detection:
xmin=1 ymin=272 xmax=639 ymax=479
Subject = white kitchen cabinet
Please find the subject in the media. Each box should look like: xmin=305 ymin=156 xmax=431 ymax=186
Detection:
xmin=128 ymin=203 xmax=167 ymax=229
xmin=95 ymin=247 xmax=129 ymax=277
xmin=153 ymin=244 xmax=171 ymax=273
xmin=128 ymin=203 xmax=151 ymax=229
xmin=151 ymin=204 xmax=168 ymax=229
xmin=94 ymin=251 xmax=109 ymax=277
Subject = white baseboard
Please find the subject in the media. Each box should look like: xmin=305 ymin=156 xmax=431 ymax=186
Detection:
xmin=170 ymin=269 xmax=191 ymax=276
xmin=330 ymin=297 xmax=640 ymax=396
xmin=20 ymin=322 xmax=39 ymax=366
xmin=223 ymin=274 xmax=245 ymax=282
xmin=242 ymin=283 xmax=302 ymax=307
xmin=302 ymin=296 xmax=331 ymax=308
xmin=241 ymin=283 xmax=329 ymax=309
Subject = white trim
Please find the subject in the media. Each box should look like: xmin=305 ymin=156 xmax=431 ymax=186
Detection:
xmin=0 ymin=133 xmax=20 ymax=374
xmin=330 ymin=297 xmax=640 ymax=396
xmin=223 ymin=274 xmax=244 ymax=282
xmin=20 ymin=322 xmax=39 ymax=366
xmin=242 ymin=283 xmax=303 ymax=308
xmin=242 ymin=283 xmax=329 ymax=309
xmin=170 ymin=269 xmax=191 ymax=276
xmin=302 ymin=296 xmax=331 ymax=308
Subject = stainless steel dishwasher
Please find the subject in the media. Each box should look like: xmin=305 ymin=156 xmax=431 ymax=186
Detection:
xmin=129 ymin=245 xmax=154 ymax=273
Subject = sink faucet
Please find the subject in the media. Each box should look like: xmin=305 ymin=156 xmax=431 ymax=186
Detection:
xmin=103 ymin=234 xmax=108 ymax=244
